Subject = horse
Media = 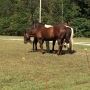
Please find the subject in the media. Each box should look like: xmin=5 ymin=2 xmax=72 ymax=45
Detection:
xmin=25 ymin=21 xmax=73 ymax=53
xmin=33 ymin=21 xmax=74 ymax=52
xmin=52 ymin=22 xmax=74 ymax=52
xmin=24 ymin=24 xmax=72 ymax=55
xmin=25 ymin=21 xmax=50 ymax=52
xmin=31 ymin=21 xmax=55 ymax=52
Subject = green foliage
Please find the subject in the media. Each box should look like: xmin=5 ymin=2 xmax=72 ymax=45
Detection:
xmin=0 ymin=0 xmax=89 ymax=37
xmin=0 ymin=17 xmax=10 ymax=35
xmin=71 ymin=18 xmax=90 ymax=37
xmin=0 ymin=0 xmax=32 ymax=36
xmin=64 ymin=4 xmax=80 ymax=21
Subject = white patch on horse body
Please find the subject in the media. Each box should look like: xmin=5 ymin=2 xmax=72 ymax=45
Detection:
xmin=45 ymin=24 xmax=53 ymax=28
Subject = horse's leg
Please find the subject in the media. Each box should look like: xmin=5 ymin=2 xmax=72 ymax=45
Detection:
xmin=52 ymin=40 xmax=56 ymax=51
xmin=46 ymin=41 xmax=50 ymax=53
xmin=38 ymin=39 xmax=44 ymax=54
xmin=34 ymin=37 xmax=38 ymax=51
xmin=63 ymin=40 xmax=67 ymax=48
xmin=33 ymin=40 xmax=35 ymax=51
xmin=65 ymin=38 xmax=72 ymax=53
xmin=57 ymin=39 xmax=63 ymax=55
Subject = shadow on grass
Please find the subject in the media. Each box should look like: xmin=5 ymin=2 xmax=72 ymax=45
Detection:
xmin=27 ymin=49 xmax=76 ymax=55
xmin=62 ymin=50 xmax=76 ymax=55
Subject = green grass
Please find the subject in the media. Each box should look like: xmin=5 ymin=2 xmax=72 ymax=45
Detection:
xmin=0 ymin=36 xmax=90 ymax=90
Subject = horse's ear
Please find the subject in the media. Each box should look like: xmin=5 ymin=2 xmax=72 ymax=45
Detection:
xmin=67 ymin=21 xmax=70 ymax=26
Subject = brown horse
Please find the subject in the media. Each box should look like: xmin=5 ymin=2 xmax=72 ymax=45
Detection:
xmin=52 ymin=22 xmax=74 ymax=52
xmin=29 ymin=21 xmax=73 ymax=53
xmin=24 ymin=24 xmax=72 ymax=55
xmin=26 ymin=21 xmax=50 ymax=52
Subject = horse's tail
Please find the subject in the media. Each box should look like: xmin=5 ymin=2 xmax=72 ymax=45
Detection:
xmin=70 ymin=27 xmax=74 ymax=50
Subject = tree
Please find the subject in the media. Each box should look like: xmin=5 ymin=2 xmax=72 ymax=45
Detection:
xmin=0 ymin=0 xmax=89 ymax=37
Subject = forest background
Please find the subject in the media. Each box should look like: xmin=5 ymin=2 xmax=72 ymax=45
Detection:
xmin=0 ymin=0 xmax=90 ymax=37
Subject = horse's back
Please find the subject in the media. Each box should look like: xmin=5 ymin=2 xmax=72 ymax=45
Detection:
xmin=43 ymin=27 xmax=55 ymax=39
xmin=53 ymin=24 xmax=66 ymax=38
xmin=36 ymin=24 xmax=69 ymax=40
xmin=36 ymin=26 xmax=55 ymax=40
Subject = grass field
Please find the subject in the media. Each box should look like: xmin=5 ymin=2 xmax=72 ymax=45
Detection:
xmin=0 ymin=36 xmax=90 ymax=90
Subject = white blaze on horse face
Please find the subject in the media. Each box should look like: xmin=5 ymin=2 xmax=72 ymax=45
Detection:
xmin=26 ymin=33 xmax=29 ymax=38
xmin=45 ymin=24 xmax=53 ymax=28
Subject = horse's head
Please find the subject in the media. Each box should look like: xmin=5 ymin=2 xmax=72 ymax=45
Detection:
xmin=24 ymin=30 xmax=33 ymax=44
xmin=64 ymin=22 xmax=70 ymax=26
xmin=24 ymin=30 xmax=30 ymax=44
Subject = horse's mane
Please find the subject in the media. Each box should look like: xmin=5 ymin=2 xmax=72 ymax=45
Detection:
xmin=28 ymin=25 xmax=34 ymax=30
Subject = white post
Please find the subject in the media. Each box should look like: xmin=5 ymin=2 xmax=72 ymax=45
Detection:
xmin=39 ymin=0 xmax=41 ymax=23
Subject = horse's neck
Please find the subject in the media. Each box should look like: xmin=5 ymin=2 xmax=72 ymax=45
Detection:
xmin=29 ymin=30 xmax=37 ymax=36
